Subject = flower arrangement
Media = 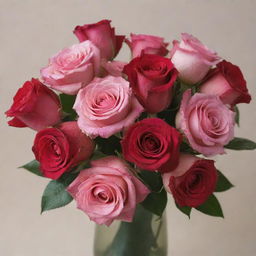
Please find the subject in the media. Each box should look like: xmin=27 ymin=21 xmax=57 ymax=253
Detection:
xmin=6 ymin=19 xmax=256 ymax=255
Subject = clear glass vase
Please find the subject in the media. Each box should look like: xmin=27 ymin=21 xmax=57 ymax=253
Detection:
xmin=93 ymin=205 xmax=168 ymax=256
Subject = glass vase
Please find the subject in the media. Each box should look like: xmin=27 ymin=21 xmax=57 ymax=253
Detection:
xmin=93 ymin=205 xmax=167 ymax=256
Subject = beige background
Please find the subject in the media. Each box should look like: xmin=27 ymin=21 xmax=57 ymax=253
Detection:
xmin=1 ymin=0 xmax=256 ymax=255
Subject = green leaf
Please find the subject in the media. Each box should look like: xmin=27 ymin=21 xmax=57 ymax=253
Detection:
xmin=59 ymin=94 xmax=77 ymax=120
xmin=180 ymin=141 xmax=200 ymax=155
xmin=41 ymin=173 xmax=77 ymax=213
xmin=19 ymin=160 xmax=43 ymax=177
xmin=95 ymin=135 xmax=121 ymax=155
xmin=141 ymin=189 xmax=167 ymax=216
xmin=225 ymin=137 xmax=256 ymax=150
xmin=215 ymin=170 xmax=234 ymax=192
xmin=175 ymin=203 xmax=192 ymax=218
xmin=139 ymin=171 xmax=163 ymax=192
xmin=195 ymin=194 xmax=224 ymax=218
xmin=234 ymin=106 xmax=240 ymax=126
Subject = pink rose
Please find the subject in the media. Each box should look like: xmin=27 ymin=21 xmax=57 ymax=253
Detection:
xmin=5 ymin=78 xmax=61 ymax=131
xmin=162 ymin=154 xmax=217 ymax=207
xmin=126 ymin=33 xmax=168 ymax=58
xmin=176 ymin=90 xmax=235 ymax=156
xmin=170 ymin=33 xmax=220 ymax=84
xmin=200 ymin=60 xmax=251 ymax=106
xmin=74 ymin=76 xmax=144 ymax=138
xmin=67 ymin=156 xmax=150 ymax=225
xmin=101 ymin=60 xmax=127 ymax=77
xmin=41 ymin=41 xmax=100 ymax=95
xmin=73 ymin=20 xmax=125 ymax=61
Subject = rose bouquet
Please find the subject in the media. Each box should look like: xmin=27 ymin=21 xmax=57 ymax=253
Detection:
xmin=6 ymin=20 xmax=256 ymax=256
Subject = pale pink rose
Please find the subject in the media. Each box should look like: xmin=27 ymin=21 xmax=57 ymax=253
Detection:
xmin=67 ymin=156 xmax=150 ymax=226
xmin=101 ymin=60 xmax=127 ymax=77
xmin=170 ymin=33 xmax=220 ymax=84
xmin=41 ymin=41 xmax=101 ymax=95
xmin=126 ymin=33 xmax=169 ymax=58
xmin=176 ymin=90 xmax=235 ymax=156
xmin=74 ymin=76 xmax=144 ymax=138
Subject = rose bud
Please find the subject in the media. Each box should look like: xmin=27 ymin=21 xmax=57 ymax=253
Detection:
xmin=67 ymin=156 xmax=150 ymax=226
xmin=126 ymin=33 xmax=169 ymax=58
xmin=170 ymin=33 xmax=220 ymax=84
xmin=32 ymin=121 xmax=95 ymax=180
xmin=123 ymin=54 xmax=178 ymax=113
xmin=121 ymin=118 xmax=181 ymax=173
xmin=5 ymin=78 xmax=61 ymax=131
xmin=176 ymin=90 xmax=235 ymax=156
xmin=162 ymin=154 xmax=218 ymax=207
xmin=41 ymin=41 xmax=100 ymax=95
xmin=74 ymin=76 xmax=143 ymax=138
xmin=73 ymin=19 xmax=125 ymax=61
xmin=200 ymin=60 xmax=251 ymax=106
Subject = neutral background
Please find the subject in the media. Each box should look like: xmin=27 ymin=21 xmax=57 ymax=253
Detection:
xmin=1 ymin=0 xmax=255 ymax=255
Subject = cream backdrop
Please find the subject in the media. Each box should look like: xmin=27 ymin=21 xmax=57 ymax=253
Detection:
xmin=0 ymin=0 xmax=255 ymax=255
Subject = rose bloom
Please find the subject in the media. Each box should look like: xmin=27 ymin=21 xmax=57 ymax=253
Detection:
xmin=41 ymin=41 xmax=100 ymax=95
xmin=170 ymin=33 xmax=220 ymax=84
xmin=176 ymin=90 xmax=235 ymax=156
xmin=74 ymin=76 xmax=144 ymax=138
xmin=67 ymin=156 xmax=150 ymax=226
xmin=32 ymin=121 xmax=95 ymax=180
xmin=101 ymin=60 xmax=127 ymax=77
xmin=121 ymin=118 xmax=181 ymax=172
xmin=162 ymin=154 xmax=217 ymax=207
xmin=126 ymin=33 xmax=168 ymax=58
xmin=200 ymin=60 xmax=251 ymax=106
xmin=73 ymin=19 xmax=125 ymax=61
xmin=5 ymin=78 xmax=61 ymax=131
xmin=123 ymin=54 xmax=178 ymax=113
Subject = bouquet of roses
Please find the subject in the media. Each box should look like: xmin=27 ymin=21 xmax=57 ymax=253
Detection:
xmin=6 ymin=19 xmax=255 ymax=255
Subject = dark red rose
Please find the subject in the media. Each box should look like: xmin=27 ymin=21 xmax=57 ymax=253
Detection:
xmin=121 ymin=118 xmax=181 ymax=173
xmin=123 ymin=54 xmax=178 ymax=113
xmin=32 ymin=121 xmax=95 ymax=180
xmin=5 ymin=78 xmax=61 ymax=131
xmin=163 ymin=154 xmax=218 ymax=207
xmin=200 ymin=60 xmax=251 ymax=105
xmin=73 ymin=19 xmax=125 ymax=61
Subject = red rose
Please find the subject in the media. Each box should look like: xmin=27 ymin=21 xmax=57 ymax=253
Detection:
xmin=32 ymin=121 xmax=95 ymax=180
xmin=163 ymin=154 xmax=218 ymax=207
xmin=200 ymin=60 xmax=251 ymax=105
xmin=5 ymin=78 xmax=61 ymax=131
xmin=121 ymin=118 xmax=181 ymax=173
xmin=123 ymin=54 xmax=178 ymax=113
xmin=73 ymin=19 xmax=125 ymax=61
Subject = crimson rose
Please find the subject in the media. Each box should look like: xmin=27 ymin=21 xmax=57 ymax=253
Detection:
xmin=123 ymin=54 xmax=178 ymax=113
xmin=32 ymin=121 xmax=95 ymax=180
xmin=163 ymin=154 xmax=218 ymax=207
xmin=5 ymin=78 xmax=61 ymax=131
xmin=200 ymin=60 xmax=251 ymax=105
xmin=121 ymin=118 xmax=181 ymax=173
xmin=74 ymin=19 xmax=125 ymax=61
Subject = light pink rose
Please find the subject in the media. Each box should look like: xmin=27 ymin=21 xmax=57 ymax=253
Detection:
xmin=101 ymin=60 xmax=127 ymax=77
xmin=170 ymin=33 xmax=220 ymax=84
xmin=41 ymin=41 xmax=101 ymax=95
xmin=176 ymin=90 xmax=235 ymax=156
xmin=74 ymin=76 xmax=144 ymax=138
xmin=126 ymin=33 xmax=169 ymax=58
xmin=67 ymin=156 xmax=150 ymax=225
